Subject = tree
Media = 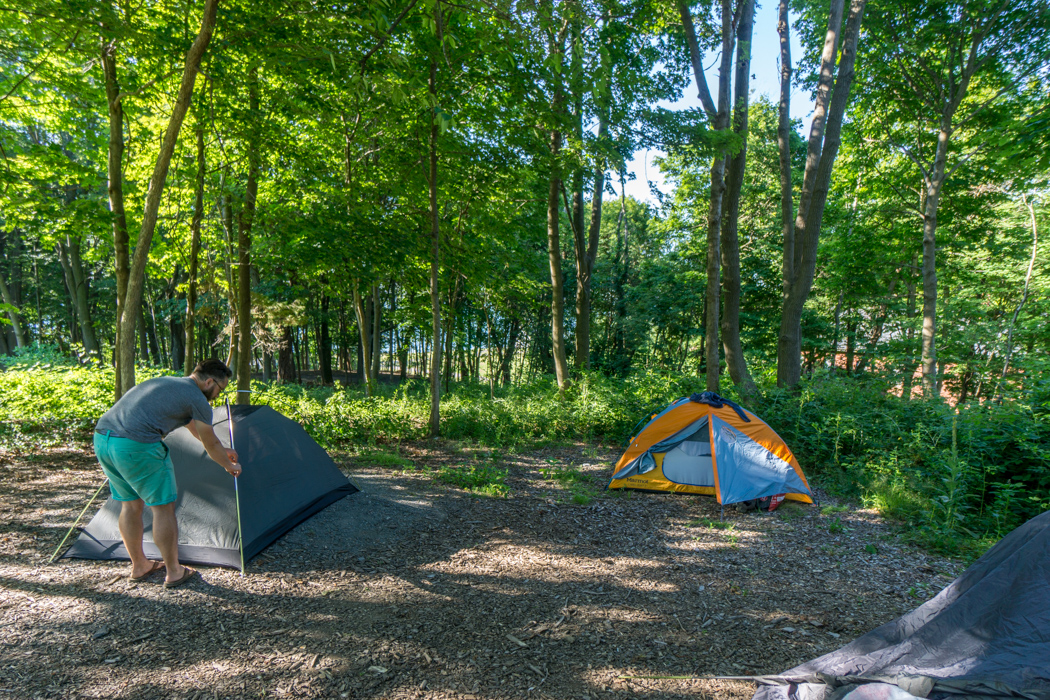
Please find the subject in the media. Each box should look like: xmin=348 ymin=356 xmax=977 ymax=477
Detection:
xmin=854 ymin=0 xmax=1050 ymax=395
xmin=776 ymin=0 xmax=866 ymax=387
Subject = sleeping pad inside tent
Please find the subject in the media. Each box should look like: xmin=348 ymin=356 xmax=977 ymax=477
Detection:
xmin=609 ymin=392 xmax=813 ymax=508
xmin=62 ymin=405 xmax=358 ymax=568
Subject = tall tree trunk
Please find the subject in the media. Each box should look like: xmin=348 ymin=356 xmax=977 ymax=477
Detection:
xmin=919 ymin=125 xmax=951 ymax=397
xmin=320 ymin=294 xmax=333 ymax=384
xmin=370 ymin=284 xmax=381 ymax=386
xmin=185 ymin=121 xmax=205 ymax=375
xmin=720 ymin=0 xmax=756 ymax=396
xmin=352 ymin=281 xmax=375 ymax=396
xmin=546 ymin=17 xmax=571 ymax=393
xmin=776 ymin=0 xmax=866 ymax=387
xmin=428 ymin=59 xmax=442 ymax=436
xmin=117 ymin=0 xmax=219 ymax=395
xmin=901 ymin=251 xmax=918 ymax=399
xmin=236 ymin=66 xmax=259 ymax=405
xmin=995 ymin=194 xmax=1039 ymax=400
xmin=0 ymin=269 xmax=26 ymax=349
xmin=574 ymin=113 xmax=606 ymax=372
xmin=168 ymin=266 xmax=186 ymax=373
xmin=102 ymin=39 xmax=130 ymax=396
xmin=56 ymin=236 xmax=100 ymax=360
xmin=678 ymin=0 xmax=737 ymax=392
xmin=277 ymin=326 xmax=294 ymax=382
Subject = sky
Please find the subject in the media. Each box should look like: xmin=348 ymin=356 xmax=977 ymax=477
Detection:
xmin=622 ymin=3 xmax=813 ymax=204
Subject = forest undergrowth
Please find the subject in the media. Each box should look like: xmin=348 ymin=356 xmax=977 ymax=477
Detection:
xmin=3 ymin=347 xmax=1048 ymax=562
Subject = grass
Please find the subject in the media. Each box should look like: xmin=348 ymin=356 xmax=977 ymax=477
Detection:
xmin=435 ymin=464 xmax=509 ymax=498
xmin=539 ymin=461 xmax=601 ymax=505
xmin=356 ymin=449 xmax=413 ymax=470
xmin=821 ymin=504 xmax=849 ymax=516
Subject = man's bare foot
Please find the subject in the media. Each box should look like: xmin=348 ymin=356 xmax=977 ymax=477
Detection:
xmin=129 ymin=561 xmax=165 ymax=581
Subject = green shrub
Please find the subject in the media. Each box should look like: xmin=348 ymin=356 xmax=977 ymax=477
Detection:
xmin=4 ymin=363 xmax=1048 ymax=558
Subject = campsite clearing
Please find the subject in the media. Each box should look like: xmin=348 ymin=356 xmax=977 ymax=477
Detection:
xmin=1 ymin=440 xmax=962 ymax=700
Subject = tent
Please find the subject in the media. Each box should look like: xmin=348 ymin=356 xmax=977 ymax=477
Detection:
xmin=608 ymin=392 xmax=813 ymax=508
xmin=751 ymin=509 xmax=1050 ymax=700
xmin=63 ymin=405 xmax=358 ymax=569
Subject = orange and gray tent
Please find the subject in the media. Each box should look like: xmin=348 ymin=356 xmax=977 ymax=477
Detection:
xmin=608 ymin=392 xmax=813 ymax=506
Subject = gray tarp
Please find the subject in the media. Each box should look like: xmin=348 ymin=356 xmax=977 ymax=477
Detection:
xmin=753 ymin=510 xmax=1050 ymax=700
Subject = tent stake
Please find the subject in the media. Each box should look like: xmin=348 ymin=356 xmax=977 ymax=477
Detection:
xmin=227 ymin=399 xmax=246 ymax=576
xmin=49 ymin=478 xmax=109 ymax=564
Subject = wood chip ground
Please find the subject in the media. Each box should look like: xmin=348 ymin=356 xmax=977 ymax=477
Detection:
xmin=0 ymin=440 xmax=962 ymax=699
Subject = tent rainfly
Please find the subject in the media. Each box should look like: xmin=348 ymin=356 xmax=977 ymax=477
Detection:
xmin=63 ymin=405 xmax=357 ymax=568
xmin=609 ymin=392 xmax=813 ymax=508
xmin=752 ymin=509 xmax=1050 ymax=700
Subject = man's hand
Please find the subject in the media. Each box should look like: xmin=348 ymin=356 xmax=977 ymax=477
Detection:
xmin=225 ymin=449 xmax=241 ymax=477
xmin=192 ymin=419 xmax=242 ymax=477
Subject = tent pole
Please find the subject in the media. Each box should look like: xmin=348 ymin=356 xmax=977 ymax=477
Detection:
xmin=227 ymin=399 xmax=246 ymax=575
xmin=49 ymin=478 xmax=109 ymax=564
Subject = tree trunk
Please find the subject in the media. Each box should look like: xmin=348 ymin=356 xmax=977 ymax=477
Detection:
xmin=994 ymin=194 xmax=1039 ymax=400
xmin=678 ymin=0 xmax=737 ymax=393
xmin=901 ymin=251 xmax=918 ymax=400
xmin=352 ymin=281 xmax=375 ymax=396
xmin=428 ymin=59 xmax=442 ymax=436
xmin=117 ymin=0 xmax=218 ymax=395
xmin=370 ymin=283 xmax=381 ymax=387
xmin=56 ymin=236 xmax=100 ymax=361
xmin=102 ymin=40 xmax=130 ymax=396
xmin=277 ymin=326 xmax=294 ymax=382
xmin=236 ymin=66 xmax=259 ymax=404
xmin=546 ymin=18 xmax=571 ymax=393
xmin=319 ymin=294 xmax=333 ymax=384
xmin=920 ymin=126 xmax=951 ymax=397
xmin=719 ymin=0 xmax=756 ymax=396
xmin=185 ymin=121 xmax=205 ymax=375
xmin=0 ymin=267 xmax=26 ymax=349
xmin=776 ymin=0 xmax=866 ymax=387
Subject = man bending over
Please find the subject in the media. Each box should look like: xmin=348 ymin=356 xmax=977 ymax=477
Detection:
xmin=93 ymin=359 xmax=242 ymax=588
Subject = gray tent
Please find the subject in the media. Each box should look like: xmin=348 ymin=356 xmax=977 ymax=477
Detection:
xmin=63 ymin=405 xmax=357 ymax=569
xmin=753 ymin=510 xmax=1050 ymax=700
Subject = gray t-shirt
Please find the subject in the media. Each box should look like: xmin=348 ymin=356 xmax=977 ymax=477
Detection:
xmin=96 ymin=376 xmax=213 ymax=443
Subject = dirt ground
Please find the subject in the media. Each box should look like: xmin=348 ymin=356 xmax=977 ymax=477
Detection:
xmin=0 ymin=439 xmax=964 ymax=700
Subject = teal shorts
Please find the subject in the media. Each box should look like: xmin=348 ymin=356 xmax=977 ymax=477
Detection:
xmin=93 ymin=431 xmax=178 ymax=507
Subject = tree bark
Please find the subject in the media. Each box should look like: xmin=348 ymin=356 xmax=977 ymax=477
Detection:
xmin=720 ymin=0 xmax=757 ymax=396
xmin=320 ymin=294 xmax=333 ymax=384
xmin=776 ymin=0 xmax=866 ymax=387
xmin=919 ymin=125 xmax=950 ymax=397
xmin=236 ymin=66 xmax=259 ymax=405
xmin=102 ymin=39 xmax=130 ymax=396
xmin=428 ymin=59 xmax=442 ymax=436
xmin=185 ymin=121 xmax=205 ymax=375
xmin=370 ymin=283 xmax=381 ymax=386
xmin=546 ymin=17 xmax=571 ymax=393
xmin=277 ymin=326 xmax=295 ymax=382
xmin=574 ymin=110 xmax=607 ymax=372
xmin=56 ymin=236 xmax=100 ymax=360
xmin=117 ymin=0 xmax=219 ymax=395
xmin=995 ymin=194 xmax=1039 ymax=400
xmin=678 ymin=0 xmax=738 ymax=392
xmin=0 ymin=270 xmax=26 ymax=349
xmin=352 ymin=281 xmax=374 ymax=396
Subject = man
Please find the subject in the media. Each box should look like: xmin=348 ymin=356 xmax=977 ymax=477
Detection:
xmin=93 ymin=359 xmax=242 ymax=588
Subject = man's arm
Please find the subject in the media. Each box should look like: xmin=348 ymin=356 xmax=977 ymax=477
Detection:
xmin=192 ymin=419 xmax=242 ymax=476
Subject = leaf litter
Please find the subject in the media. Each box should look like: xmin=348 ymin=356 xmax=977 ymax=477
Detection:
xmin=0 ymin=441 xmax=962 ymax=699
